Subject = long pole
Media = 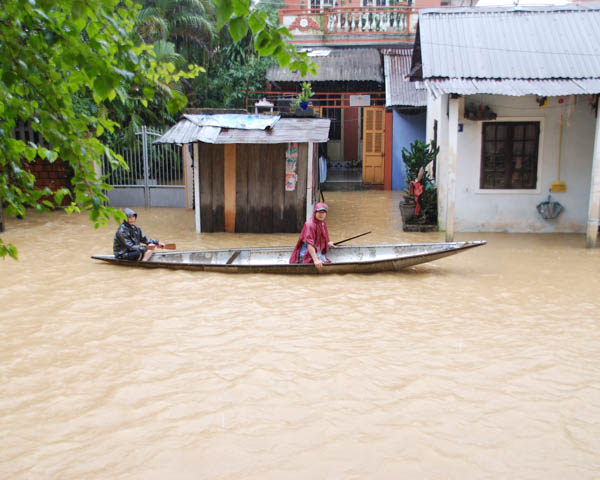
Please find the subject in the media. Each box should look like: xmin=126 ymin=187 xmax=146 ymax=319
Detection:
xmin=334 ymin=231 xmax=371 ymax=246
xmin=142 ymin=125 xmax=150 ymax=208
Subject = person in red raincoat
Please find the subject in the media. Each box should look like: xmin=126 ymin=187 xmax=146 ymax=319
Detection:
xmin=289 ymin=202 xmax=335 ymax=270
xmin=408 ymin=167 xmax=425 ymax=216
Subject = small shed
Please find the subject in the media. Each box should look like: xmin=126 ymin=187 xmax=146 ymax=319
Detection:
xmin=154 ymin=114 xmax=331 ymax=233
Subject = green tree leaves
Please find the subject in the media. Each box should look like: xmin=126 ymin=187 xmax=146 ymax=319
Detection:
xmin=1 ymin=0 xmax=317 ymax=259
xmin=217 ymin=0 xmax=316 ymax=75
xmin=0 ymin=0 xmax=199 ymax=259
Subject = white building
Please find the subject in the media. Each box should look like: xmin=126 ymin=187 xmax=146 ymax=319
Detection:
xmin=410 ymin=5 xmax=600 ymax=246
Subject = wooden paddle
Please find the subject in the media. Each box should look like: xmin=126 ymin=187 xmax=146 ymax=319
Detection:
xmin=333 ymin=231 xmax=371 ymax=246
xmin=145 ymin=243 xmax=176 ymax=250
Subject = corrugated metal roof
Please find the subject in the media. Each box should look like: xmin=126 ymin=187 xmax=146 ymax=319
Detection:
xmin=154 ymin=115 xmax=331 ymax=145
xmin=423 ymin=78 xmax=600 ymax=97
xmin=184 ymin=114 xmax=280 ymax=130
xmin=413 ymin=6 xmax=600 ymax=96
xmin=382 ymin=48 xmax=427 ymax=107
xmin=267 ymin=48 xmax=383 ymax=83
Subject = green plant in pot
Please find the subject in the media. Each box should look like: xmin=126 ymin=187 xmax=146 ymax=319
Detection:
xmin=400 ymin=139 xmax=439 ymax=226
xmin=298 ymin=81 xmax=313 ymax=110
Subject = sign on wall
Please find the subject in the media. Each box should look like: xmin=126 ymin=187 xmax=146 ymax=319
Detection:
xmin=349 ymin=95 xmax=371 ymax=107
xmin=285 ymin=142 xmax=298 ymax=191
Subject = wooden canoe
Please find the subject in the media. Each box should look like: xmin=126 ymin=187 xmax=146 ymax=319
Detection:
xmin=91 ymin=241 xmax=486 ymax=274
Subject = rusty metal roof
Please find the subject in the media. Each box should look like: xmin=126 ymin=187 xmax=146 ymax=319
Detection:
xmin=154 ymin=115 xmax=331 ymax=145
xmin=412 ymin=6 xmax=600 ymax=96
xmin=382 ymin=48 xmax=427 ymax=107
xmin=266 ymin=48 xmax=384 ymax=83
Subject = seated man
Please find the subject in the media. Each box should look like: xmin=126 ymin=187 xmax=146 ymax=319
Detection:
xmin=113 ymin=208 xmax=164 ymax=262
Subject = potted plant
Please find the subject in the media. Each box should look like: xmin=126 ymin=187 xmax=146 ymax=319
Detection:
xmin=400 ymin=139 xmax=439 ymax=231
xmin=298 ymin=81 xmax=313 ymax=110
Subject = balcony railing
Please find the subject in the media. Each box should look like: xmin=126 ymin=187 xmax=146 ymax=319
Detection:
xmin=281 ymin=6 xmax=418 ymax=41
xmin=246 ymin=91 xmax=387 ymax=112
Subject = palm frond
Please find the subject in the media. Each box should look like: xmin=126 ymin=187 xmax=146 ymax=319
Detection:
xmin=152 ymin=40 xmax=186 ymax=68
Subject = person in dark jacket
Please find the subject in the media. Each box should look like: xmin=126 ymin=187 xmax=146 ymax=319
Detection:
xmin=113 ymin=208 xmax=164 ymax=261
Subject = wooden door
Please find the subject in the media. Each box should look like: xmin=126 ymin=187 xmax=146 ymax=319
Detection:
xmin=362 ymin=106 xmax=385 ymax=184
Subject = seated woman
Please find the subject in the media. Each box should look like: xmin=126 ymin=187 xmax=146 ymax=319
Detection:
xmin=289 ymin=202 xmax=335 ymax=270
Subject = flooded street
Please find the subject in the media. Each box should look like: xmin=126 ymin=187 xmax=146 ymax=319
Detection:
xmin=1 ymin=190 xmax=600 ymax=479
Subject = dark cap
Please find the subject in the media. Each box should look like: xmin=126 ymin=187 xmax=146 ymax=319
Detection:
xmin=123 ymin=208 xmax=137 ymax=218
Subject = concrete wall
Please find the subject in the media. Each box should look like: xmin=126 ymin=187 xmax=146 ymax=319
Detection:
xmin=392 ymin=109 xmax=427 ymax=190
xmin=430 ymin=94 xmax=597 ymax=233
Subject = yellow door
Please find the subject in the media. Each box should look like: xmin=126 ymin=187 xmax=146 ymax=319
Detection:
xmin=362 ymin=106 xmax=385 ymax=184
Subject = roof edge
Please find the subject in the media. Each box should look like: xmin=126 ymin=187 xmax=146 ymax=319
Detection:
xmin=419 ymin=5 xmax=600 ymax=15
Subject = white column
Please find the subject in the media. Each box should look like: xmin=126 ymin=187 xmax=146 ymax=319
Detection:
xmin=586 ymin=114 xmax=600 ymax=247
xmin=425 ymin=92 xmax=435 ymax=146
xmin=431 ymin=95 xmax=448 ymax=230
xmin=193 ymin=142 xmax=201 ymax=233
xmin=306 ymin=142 xmax=314 ymax=221
xmin=445 ymin=97 xmax=460 ymax=242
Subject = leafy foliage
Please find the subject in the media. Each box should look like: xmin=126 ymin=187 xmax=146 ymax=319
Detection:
xmin=201 ymin=45 xmax=275 ymax=108
xmin=216 ymin=0 xmax=317 ymax=78
xmin=0 ymin=0 xmax=200 ymax=259
xmin=299 ymin=81 xmax=314 ymax=102
xmin=1 ymin=0 xmax=317 ymax=260
xmin=135 ymin=0 xmax=216 ymax=66
xmin=401 ymin=140 xmax=439 ymax=224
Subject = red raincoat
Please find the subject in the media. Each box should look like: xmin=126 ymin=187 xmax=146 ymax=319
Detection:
xmin=409 ymin=180 xmax=424 ymax=216
xmin=289 ymin=202 xmax=331 ymax=264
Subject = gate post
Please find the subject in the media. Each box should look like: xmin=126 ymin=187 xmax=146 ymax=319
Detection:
xmin=141 ymin=125 xmax=150 ymax=207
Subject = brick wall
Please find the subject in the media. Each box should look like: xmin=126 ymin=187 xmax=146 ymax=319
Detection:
xmin=12 ymin=121 xmax=73 ymax=206
xmin=26 ymin=158 xmax=73 ymax=206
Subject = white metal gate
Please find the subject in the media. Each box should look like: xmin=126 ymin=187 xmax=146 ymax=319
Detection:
xmin=103 ymin=126 xmax=185 ymax=207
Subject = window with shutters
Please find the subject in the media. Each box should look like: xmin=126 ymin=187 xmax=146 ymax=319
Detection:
xmin=480 ymin=121 xmax=540 ymax=190
xmin=364 ymin=108 xmax=383 ymax=154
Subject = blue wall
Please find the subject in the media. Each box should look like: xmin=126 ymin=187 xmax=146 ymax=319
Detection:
xmin=392 ymin=110 xmax=427 ymax=191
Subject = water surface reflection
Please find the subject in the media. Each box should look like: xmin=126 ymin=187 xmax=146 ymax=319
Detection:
xmin=1 ymin=191 xmax=599 ymax=479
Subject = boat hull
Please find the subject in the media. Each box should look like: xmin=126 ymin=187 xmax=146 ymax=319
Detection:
xmin=92 ymin=241 xmax=486 ymax=274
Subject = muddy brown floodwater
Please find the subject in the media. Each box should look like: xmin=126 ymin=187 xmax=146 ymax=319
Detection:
xmin=1 ymin=190 xmax=600 ymax=479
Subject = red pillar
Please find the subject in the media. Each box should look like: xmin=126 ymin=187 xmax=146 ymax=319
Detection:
xmin=384 ymin=110 xmax=393 ymax=190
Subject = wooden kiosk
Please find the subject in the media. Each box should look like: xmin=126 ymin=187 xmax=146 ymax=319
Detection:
xmin=154 ymin=114 xmax=331 ymax=233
